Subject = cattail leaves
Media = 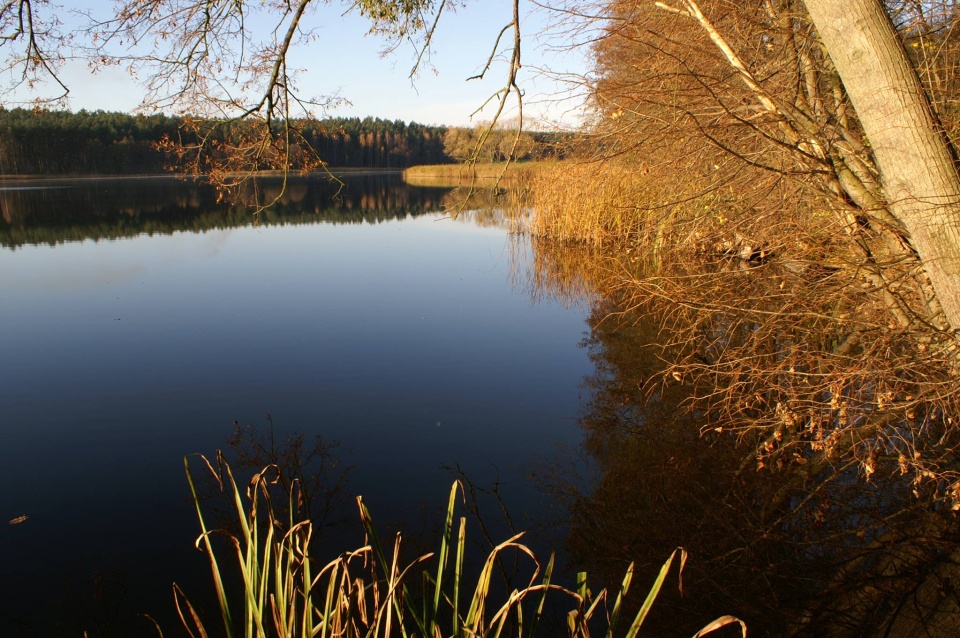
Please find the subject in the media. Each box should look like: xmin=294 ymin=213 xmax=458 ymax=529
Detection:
xmin=625 ymin=548 xmax=687 ymax=638
xmin=178 ymin=453 xmax=741 ymax=637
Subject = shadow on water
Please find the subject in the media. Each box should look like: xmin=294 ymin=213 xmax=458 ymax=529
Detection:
xmin=3 ymin=416 xmax=356 ymax=638
xmin=526 ymin=239 xmax=960 ymax=638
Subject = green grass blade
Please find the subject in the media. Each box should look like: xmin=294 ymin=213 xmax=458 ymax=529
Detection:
xmin=605 ymin=562 xmax=634 ymax=638
xmin=357 ymin=496 xmax=414 ymax=638
xmin=319 ymin=560 xmax=340 ymax=638
xmin=464 ymin=532 xmax=527 ymax=633
xmin=184 ymin=455 xmax=235 ymax=638
xmin=453 ymin=516 xmax=466 ymax=637
xmin=431 ymin=481 xmax=461 ymax=632
xmin=299 ymin=525 xmax=314 ymax=638
xmin=525 ymin=551 xmax=555 ymax=638
xmin=625 ymin=548 xmax=687 ymax=638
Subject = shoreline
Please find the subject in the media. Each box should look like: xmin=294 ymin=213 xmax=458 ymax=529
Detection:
xmin=0 ymin=168 xmax=405 ymax=182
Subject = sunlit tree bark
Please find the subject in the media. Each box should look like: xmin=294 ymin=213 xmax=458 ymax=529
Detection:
xmin=804 ymin=0 xmax=960 ymax=333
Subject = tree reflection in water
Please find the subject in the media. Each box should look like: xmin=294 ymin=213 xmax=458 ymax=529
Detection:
xmin=526 ymin=239 xmax=960 ymax=638
xmin=0 ymin=173 xmax=450 ymax=248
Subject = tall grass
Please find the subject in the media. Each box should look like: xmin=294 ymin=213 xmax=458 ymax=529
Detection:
xmin=176 ymin=453 xmax=745 ymax=637
xmin=402 ymin=162 xmax=549 ymax=187
xmin=527 ymin=162 xmax=659 ymax=248
xmin=526 ymin=161 xmax=741 ymax=277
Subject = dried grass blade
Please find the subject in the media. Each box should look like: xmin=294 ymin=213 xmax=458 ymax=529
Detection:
xmin=140 ymin=613 xmax=164 ymax=638
xmin=453 ymin=516 xmax=466 ymax=636
xmin=184 ymin=455 xmax=234 ymax=637
xmin=488 ymin=588 xmax=523 ymax=638
xmin=381 ymin=534 xmax=402 ymax=638
xmin=691 ymin=615 xmax=747 ymax=637
xmin=582 ymin=589 xmax=607 ymax=625
xmin=173 ymin=582 xmax=210 ymax=638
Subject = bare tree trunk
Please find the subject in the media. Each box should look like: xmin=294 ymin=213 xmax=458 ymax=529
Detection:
xmin=804 ymin=0 xmax=960 ymax=332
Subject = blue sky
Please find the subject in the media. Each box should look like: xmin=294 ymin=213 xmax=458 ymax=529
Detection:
xmin=20 ymin=1 xmax=590 ymax=128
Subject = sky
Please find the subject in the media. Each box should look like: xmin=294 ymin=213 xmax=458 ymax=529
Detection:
xmin=8 ymin=1 xmax=592 ymax=128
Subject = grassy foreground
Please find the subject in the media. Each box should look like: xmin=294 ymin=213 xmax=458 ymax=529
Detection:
xmin=172 ymin=454 xmax=745 ymax=637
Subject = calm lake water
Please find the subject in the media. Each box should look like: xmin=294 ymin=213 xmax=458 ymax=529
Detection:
xmin=0 ymin=174 xmax=594 ymax=635
xmin=8 ymin=174 xmax=960 ymax=638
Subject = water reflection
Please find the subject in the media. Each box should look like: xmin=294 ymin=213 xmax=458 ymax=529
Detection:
xmin=529 ymin=239 xmax=960 ymax=638
xmin=0 ymin=174 xmax=454 ymax=248
xmin=223 ymin=414 xmax=353 ymax=539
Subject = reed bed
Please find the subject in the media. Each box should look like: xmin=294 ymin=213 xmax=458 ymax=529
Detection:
xmin=527 ymin=162 xmax=663 ymax=248
xmin=402 ymin=162 xmax=550 ymax=187
xmin=525 ymin=159 xmax=782 ymax=284
xmin=174 ymin=453 xmax=744 ymax=638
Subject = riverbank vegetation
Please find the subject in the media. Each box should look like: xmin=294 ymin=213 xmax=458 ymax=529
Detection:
xmin=525 ymin=0 xmax=960 ymax=502
xmin=526 ymin=241 xmax=960 ymax=635
xmin=517 ymin=2 xmax=960 ymax=632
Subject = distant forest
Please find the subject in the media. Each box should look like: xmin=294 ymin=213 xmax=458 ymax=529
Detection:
xmin=0 ymin=109 xmax=453 ymax=174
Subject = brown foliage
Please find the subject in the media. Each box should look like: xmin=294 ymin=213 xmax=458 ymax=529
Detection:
xmin=530 ymin=0 xmax=960 ymax=502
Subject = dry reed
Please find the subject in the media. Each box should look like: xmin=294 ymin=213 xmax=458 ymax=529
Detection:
xmin=526 ymin=160 xmax=717 ymax=255
xmin=402 ymin=162 xmax=550 ymax=188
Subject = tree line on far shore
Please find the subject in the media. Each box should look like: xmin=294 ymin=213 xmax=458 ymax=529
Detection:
xmin=0 ymin=108 xmax=569 ymax=175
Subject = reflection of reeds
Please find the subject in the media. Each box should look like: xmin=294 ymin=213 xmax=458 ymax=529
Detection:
xmin=440 ymin=186 xmax=518 ymax=213
xmin=452 ymin=208 xmax=532 ymax=235
xmin=509 ymin=236 xmax=608 ymax=309
xmin=440 ymin=183 xmax=532 ymax=235
xmin=179 ymin=455 xmax=741 ymax=637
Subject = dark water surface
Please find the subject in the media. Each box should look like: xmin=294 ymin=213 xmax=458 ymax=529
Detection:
xmin=0 ymin=175 xmax=593 ymax=635
xmin=8 ymin=175 xmax=958 ymax=638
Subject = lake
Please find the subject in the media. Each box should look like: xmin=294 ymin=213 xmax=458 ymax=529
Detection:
xmin=0 ymin=174 xmax=594 ymax=635
xmin=7 ymin=174 xmax=960 ymax=638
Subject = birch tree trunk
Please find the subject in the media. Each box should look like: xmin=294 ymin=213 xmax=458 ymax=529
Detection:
xmin=803 ymin=0 xmax=960 ymax=332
